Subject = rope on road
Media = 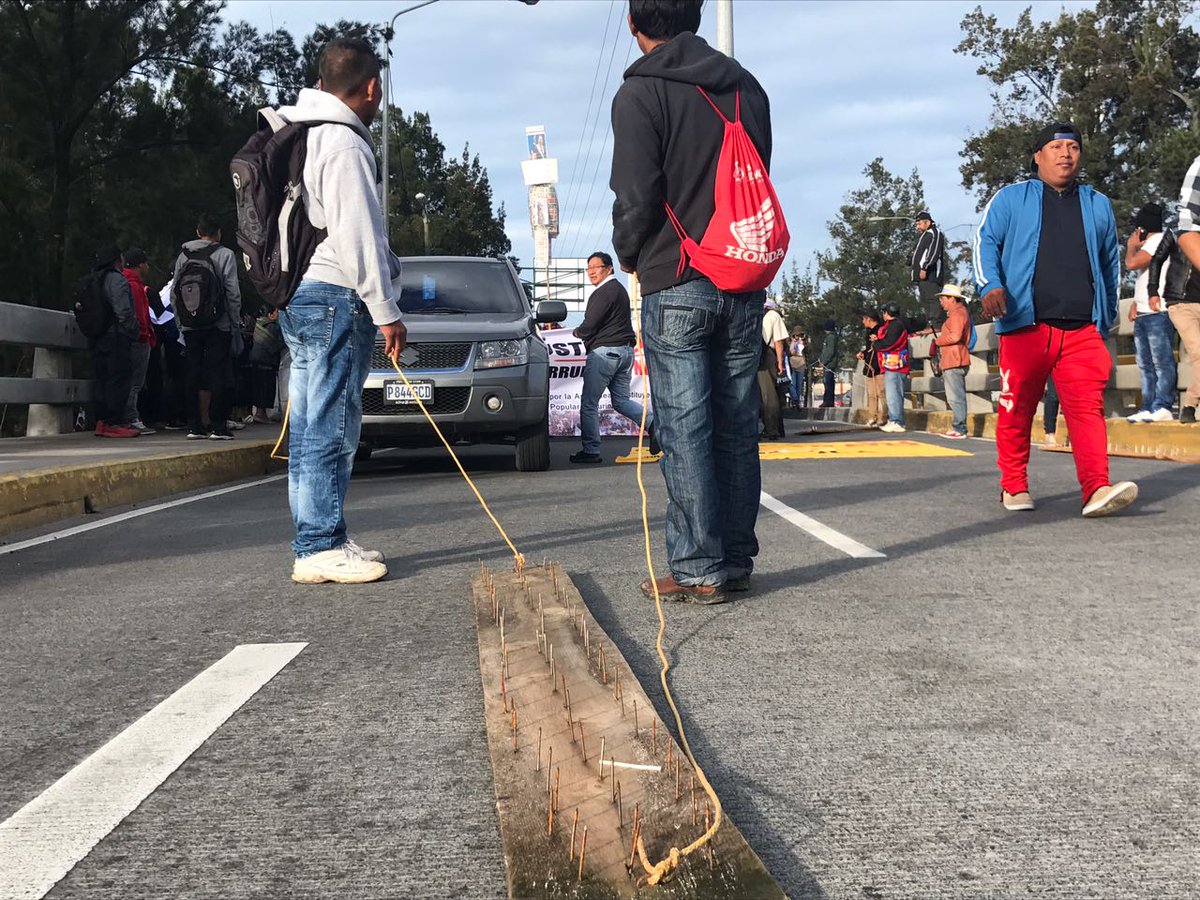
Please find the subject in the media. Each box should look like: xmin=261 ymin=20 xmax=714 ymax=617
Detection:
xmin=628 ymin=277 xmax=723 ymax=886
xmin=388 ymin=354 xmax=526 ymax=572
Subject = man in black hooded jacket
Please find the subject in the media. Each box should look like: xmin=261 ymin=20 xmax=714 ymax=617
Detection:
xmin=611 ymin=0 xmax=773 ymax=605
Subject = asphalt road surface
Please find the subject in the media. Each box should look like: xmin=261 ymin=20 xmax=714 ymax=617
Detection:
xmin=2 ymin=431 xmax=1196 ymax=899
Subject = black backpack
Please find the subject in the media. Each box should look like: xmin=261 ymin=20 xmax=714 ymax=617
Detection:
xmin=172 ymin=244 xmax=224 ymax=328
xmin=230 ymin=109 xmax=342 ymax=309
xmin=72 ymin=270 xmax=114 ymax=339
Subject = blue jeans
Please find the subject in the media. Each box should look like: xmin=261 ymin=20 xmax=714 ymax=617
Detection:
xmin=279 ymin=281 xmax=377 ymax=558
xmin=942 ymin=366 xmax=968 ymax=433
xmin=1133 ymin=312 xmax=1177 ymax=412
xmin=789 ymin=367 xmax=806 ymax=405
xmin=641 ymin=279 xmax=762 ymax=586
xmin=579 ymin=344 xmax=648 ymax=453
xmin=883 ymin=371 xmax=906 ymax=425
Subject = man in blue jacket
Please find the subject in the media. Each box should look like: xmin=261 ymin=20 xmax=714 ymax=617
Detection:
xmin=974 ymin=122 xmax=1137 ymax=518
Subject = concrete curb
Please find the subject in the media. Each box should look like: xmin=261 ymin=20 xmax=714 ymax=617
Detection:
xmin=847 ymin=408 xmax=1200 ymax=460
xmin=0 ymin=440 xmax=283 ymax=537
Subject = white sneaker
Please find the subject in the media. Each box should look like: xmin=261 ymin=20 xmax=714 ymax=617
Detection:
xmin=1043 ymin=433 xmax=1057 ymax=446
xmin=131 ymin=419 xmax=156 ymax=435
xmin=865 ymin=418 xmax=879 ymax=427
xmin=226 ymin=419 xmax=246 ymax=431
xmin=1082 ymin=482 xmax=1138 ymax=518
xmin=1126 ymin=410 xmax=1153 ymax=423
xmin=1149 ymin=408 xmax=1174 ymax=422
xmin=345 ymin=538 xmax=385 ymax=563
xmin=880 ymin=422 xmax=906 ymax=433
xmin=292 ymin=545 xmax=387 ymax=584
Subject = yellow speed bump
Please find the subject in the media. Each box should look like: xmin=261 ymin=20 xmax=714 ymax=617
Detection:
xmin=759 ymin=439 xmax=973 ymax=460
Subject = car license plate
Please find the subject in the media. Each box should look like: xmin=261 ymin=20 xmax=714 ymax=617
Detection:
xmin=384 ymin=380 xmax=434 ymax=404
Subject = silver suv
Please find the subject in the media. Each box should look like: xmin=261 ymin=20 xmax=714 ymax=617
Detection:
xmin=359 ymin=257 xmax=566 ymax=471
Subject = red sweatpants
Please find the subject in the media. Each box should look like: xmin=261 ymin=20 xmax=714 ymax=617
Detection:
xmin=996 ymin=323 xmax=1112 ymax=503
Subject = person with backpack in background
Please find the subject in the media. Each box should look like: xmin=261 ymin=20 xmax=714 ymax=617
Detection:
xmin=172 ymin=213 xmax=242 ymax=440
xmin=75 ymin=243 xmax=140 ymax=438
xmin=876 ymin=303 xmax=911 ymax=433
xmin=611 ymin=0 xmax=782 ymax=604
xmin=120 ymin=247 xmax=157 ymax=434
xmin=930 ymin=284 xmax=972 ymax=439
xmin=248 ymin=308 xmax=285 ymax=423
xmin=857 ymin=308 xmax=887 ymax=427
xmin=265 ymin=36 xmax=406 ymax=585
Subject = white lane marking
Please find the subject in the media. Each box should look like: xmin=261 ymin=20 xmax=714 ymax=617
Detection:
xmin=0 ymin=474 xmax=286 ymax=557
xmin=760 ymin=491 xmax=886 ymax=559
xmin=0 ymin=642 xmax=308 ymax=900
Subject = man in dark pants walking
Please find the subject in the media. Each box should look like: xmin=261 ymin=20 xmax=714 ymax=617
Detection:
xmin=571 ymin=251 xmax=654 ymax=464
xmin=88 ymin=244 xmax=140 ymax=438
xmin=611 ymin=0 xmax=773 ymax=604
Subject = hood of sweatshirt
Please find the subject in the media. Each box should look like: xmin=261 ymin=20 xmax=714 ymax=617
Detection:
xmin=277 ymin=88 xmax=373 ymax=146
xmin=622 ymin=32 xmax=745 ymax=91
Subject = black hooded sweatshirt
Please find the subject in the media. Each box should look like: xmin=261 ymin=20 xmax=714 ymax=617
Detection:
xmin=610 ymin=33 xmax=772 ymax=297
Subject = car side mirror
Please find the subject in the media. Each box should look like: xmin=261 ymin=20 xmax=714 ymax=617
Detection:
xmin=535 ymin=300 xmax=567 ymax=324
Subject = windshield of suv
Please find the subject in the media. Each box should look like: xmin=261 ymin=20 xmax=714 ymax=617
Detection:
xmin=398 ymin=260 xmax=526 ymax=315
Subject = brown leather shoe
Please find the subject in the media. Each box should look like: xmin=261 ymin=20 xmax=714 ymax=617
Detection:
xmin=640 ymin=575 xmax=728 ymax=605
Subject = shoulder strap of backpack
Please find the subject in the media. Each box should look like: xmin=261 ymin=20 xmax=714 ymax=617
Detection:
xmin=694 ymin=86 xmax=738 ymax=124
xmin=184 ymin=244 xmax=221 ymax=262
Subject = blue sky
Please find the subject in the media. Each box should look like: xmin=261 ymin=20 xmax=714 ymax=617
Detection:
xmin=225 ymin=0 xmax=1088 ymax=282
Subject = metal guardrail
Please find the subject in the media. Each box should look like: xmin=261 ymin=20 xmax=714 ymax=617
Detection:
xmin=0 ymin=302 xmax=91 ymax=436
xmin=854 ymin=299 xmax=1194 ymax=417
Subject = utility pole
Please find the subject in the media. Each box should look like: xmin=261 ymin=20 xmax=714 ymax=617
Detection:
xmin=415 ymin=192 xmax=430 ymax=254
xmin=716 ymin=0 xmax=733 ymax=58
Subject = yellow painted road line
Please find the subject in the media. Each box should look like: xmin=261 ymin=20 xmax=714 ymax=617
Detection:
xmin=759 ymin=440 xmax=973 ymax=461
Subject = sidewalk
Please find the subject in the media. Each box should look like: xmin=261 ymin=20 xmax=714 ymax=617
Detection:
xmin=0 ymin=424 xmax=283 ymax=537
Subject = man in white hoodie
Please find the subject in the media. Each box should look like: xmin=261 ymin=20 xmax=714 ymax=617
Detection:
xmin=276 ymin=36 xmax=407 ymax=585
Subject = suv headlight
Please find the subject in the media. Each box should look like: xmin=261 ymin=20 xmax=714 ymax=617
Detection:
xmin=475 ymin=339 xmax=528 ymax=369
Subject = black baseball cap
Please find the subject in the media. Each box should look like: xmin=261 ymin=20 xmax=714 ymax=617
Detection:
xmin=123 ymin=246 xmax=148 ymax=267
xmin=1031 ymin=122 xmax=1082 ymax=173
xmin=915 ymin=210 xmax=932 ymax=222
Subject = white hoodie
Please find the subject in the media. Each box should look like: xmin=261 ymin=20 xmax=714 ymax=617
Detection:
xmin=277 ymin=88 xmax=401 ymax=326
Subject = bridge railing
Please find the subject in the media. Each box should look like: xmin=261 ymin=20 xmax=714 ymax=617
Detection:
xmin=0 ymin=302 xmax=92 ymax=436
xmin=852 ymin=299 xmax=1194 ymax=418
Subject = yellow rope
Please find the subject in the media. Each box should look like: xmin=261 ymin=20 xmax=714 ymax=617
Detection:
xmin=270 ymin=398 xmax=290 ymax=460
xmin=628 ymin=276 xmax=723 ymax=885
xmin=388 ymin=353 xmax=525 ymax=572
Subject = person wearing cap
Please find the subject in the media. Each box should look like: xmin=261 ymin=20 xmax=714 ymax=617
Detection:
xmin=121 ymin=247 xmax=158 ymax=435
xmin=787 ymin=325 xmax=807 ymax=409
xmin=757 ymin=298 xmax=788 ymax=438
xmin=912 ymin=211 xmax=945 ymax=325
xmin=876 ymin=304 xmax=910 ymax=432
xmin=931 ymin=284 xmax=973 ymax=439
xmin=974 ymin=122 xmax=1136 ymax=517
xmin=1124 ymin=203 xmax=1176 ymax=423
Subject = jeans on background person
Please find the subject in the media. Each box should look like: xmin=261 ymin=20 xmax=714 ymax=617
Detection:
xmin=942 ymin=365 xmax=968 ymax=433
xmin=279 ymin=281 xmax=377 ymax=559
xmin=92 ymin=330 xmax=134 ymax=426
xmin=1044 ymin=375 xmax=1060 ymax=435
xmin=124 ymin=341 xmax=151 ymax=424
xmin=641 ymin=278 xmax=762 ymax=587
xmin=579 ymin=344 xmax=647 ymax=454
xmin=788 ymin=366 xmax=806 ymax=406
xmin=883 ymin=370 xmax=906 ymax=426
xmin=1132 ymin=313 xmax=1177 ymax=413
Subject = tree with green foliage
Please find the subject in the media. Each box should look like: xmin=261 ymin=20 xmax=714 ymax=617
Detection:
xmin=956 ymin=0 xmax=1200 ymax=224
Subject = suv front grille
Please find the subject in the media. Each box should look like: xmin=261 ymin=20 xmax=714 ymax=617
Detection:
xmin=370 ymin=341 xmax=472 ymax=371
xmin=363 ymin=386 xmax=471 ymax=416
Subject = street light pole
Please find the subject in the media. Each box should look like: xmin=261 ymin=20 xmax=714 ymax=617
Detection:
xmin=381 ymin=0 xmax=441 ymax=241
xmin=716 ymin=0 xmax=734 ymax=57
xmin=415 ymin=192 xmax=430 ymax=254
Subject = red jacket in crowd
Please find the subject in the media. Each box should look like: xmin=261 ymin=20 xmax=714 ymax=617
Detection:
xmin=122 ymin=266 xmax=157 ymax=348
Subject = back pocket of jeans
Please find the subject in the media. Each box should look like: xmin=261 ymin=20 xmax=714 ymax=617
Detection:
xmin=658 ymin=305 xmax=713 ymax=348
xmin=284 ymin=305 xmax=335 ymax=353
